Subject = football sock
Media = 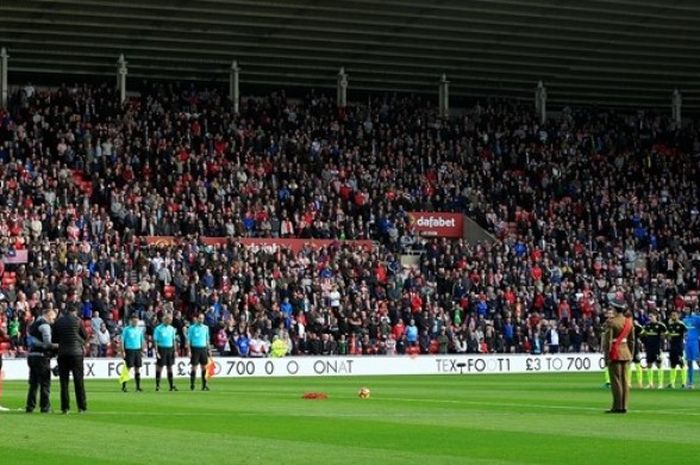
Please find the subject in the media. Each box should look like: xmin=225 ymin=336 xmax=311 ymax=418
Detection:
xmin=604 ymin=369 xmax=611 ymax=385
xmin=155 ymin=371 xmax=161 ymax=388
xmin=201 ymin=368 xmax=207 ymax=388
xmin=634 ymin=364 xmax=643 ymax=386
xmin=167 ymin=370 xmax=174 ymax=389
xmin=688 ymin=363 xmax=695 ymax=386
xmin=190 ymin=371 xmax=196 ymax=388
xmin=681 ymin=366 xmax=688 ymax=386
xmin=669 ymin=367 xmax=677 ymax=387
xmin=657 ymin=367 xmax=664 ymax=387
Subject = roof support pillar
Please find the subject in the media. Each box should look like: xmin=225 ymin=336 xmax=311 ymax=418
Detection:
xmin=116 ymin=54 xmax=127 ymax=104
xmin=535 ymin=80 xmax=547 ymax=125
xmin=438 ymin=73 xmax=450 ymax=119
xmin=337 ymin=67 xmax=348 ymax=108
xmin=229 ymin=60 xmax=240 ymax=114
xmin=0 ymin=47 xmax=8 ymax=108
xmin=672 ymin=88 xmax=682 ymax=126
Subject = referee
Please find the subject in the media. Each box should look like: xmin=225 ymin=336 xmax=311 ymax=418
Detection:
xmin=187 ymin=313 xmax=211 ymax=391
xmin=121 ymin=314 xmax=145 ymax=392
xmin=154 ymin=313 xmax=178 ymax=392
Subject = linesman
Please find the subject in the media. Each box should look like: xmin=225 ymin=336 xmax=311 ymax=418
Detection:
xmin=154 ymin=313 xmax=178 ymax=392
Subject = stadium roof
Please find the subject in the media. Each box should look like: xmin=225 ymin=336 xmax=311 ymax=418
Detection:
xmin=1 ymin=0 xmax=700 ymax=110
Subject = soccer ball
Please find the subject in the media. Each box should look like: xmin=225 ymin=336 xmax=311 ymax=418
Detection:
xmin=358 ymin=387 xmax=371 ymax=399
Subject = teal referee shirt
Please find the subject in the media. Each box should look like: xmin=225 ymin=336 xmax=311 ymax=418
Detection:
xmin=154 ymin=324 xmax=177 ymax=349
xmin=122 ymin=326 xmax=144 ymax=350
xmin=187 ymin=323 xmax=209 ymax=348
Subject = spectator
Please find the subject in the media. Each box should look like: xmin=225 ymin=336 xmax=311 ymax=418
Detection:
xmin=0 ymin=82 xmax=697 ymax=360
xmin=96 ymin=323 xmax=111 ymax=357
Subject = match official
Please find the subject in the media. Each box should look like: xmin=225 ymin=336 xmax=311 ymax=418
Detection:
xmin=154 ymin=313 xmax=178 ymax=392
xmin=25 ymin=308 xmax=58 ymax=413
xmin=53 ymin=306 xmax=89 ymax=414
xmin=602 ymin=297 xmax=634 ymax=414
xmin=187 ymin=313 xmax=211 ymax=391
xmin=121 ymin=314 xmax=145 ymax=392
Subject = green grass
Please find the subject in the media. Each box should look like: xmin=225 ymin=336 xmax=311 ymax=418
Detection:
xmin=1 ymin=373 xmax=698 ymax=465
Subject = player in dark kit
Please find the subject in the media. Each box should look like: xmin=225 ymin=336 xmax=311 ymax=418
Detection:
xmin=666 ymin=311 xmax=687 ymax=388
xmin=628 ymin=319 xmax=644 ymax=388
xmin=642 ymin=313 xmax=667 ymax=389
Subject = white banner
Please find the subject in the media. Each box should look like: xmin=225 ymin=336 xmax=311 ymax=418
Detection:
xmin=0 ymin=353 xmax=611 ymax=381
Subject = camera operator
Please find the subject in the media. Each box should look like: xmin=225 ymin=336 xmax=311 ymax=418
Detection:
xmin=25 ymin=308 xmax=58 ymax=413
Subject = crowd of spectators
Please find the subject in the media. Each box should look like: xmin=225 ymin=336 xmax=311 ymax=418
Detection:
xmin=0 ymin=81 xmax=698 ymax=359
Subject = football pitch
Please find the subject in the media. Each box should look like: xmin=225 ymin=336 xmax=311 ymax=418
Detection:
xmin=1 ymin=373 xmax=698 ymax=465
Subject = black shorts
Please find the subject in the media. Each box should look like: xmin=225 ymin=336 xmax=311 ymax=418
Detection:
xmin=669 ymin=349 xmax=684 ymax=368
xmin=645 ymin=349 xmax=661 ymax=365
xmin=124 ymin=349 xmax=143 ymax=369
xmin=190 ymin=347 xmax=208 ymax=366
xmin=633 ymin=351 xmax=642 ymax=364
xmin=157 ymin=348 xmax=175 ymax=367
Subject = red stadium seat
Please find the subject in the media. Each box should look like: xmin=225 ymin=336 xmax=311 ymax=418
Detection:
xmin=164 ymin=285 xmax=176 ymax=300
xmin=429 ymin=340 xmax=439 ymax=354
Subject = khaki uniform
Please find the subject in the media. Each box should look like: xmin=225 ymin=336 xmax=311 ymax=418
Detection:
xmin=601 ymin=314 xmax=635 ymax=411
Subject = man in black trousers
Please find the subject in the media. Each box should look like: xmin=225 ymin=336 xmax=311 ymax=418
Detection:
xmin=25 ymin=308 xmax=58 ymax=413
xmin=53 ymin=306 xmax=88 ymax=414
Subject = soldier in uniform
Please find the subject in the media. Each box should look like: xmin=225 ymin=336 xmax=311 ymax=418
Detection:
xmin=25 ymin=308 xmax=58 ymax=413
xmin=602 ymin=296 xmax=635 ymax=414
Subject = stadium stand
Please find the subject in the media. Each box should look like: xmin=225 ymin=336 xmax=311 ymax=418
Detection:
xmin=0 ymin=82 xmax=698 ymax=358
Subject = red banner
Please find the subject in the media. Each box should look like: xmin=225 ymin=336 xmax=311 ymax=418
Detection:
xmin=407 ymin=212 xmax=464 ymax=238
xmin=142 ymin=237 xmax=374 ymax=253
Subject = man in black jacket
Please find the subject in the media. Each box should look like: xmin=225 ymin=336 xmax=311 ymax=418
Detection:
xmin=53 ymin=306 xmax=89 ymax=414
xmin=25 ymin=308 xmax=58 ymax=413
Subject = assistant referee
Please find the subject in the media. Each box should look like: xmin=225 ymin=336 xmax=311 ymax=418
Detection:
xmin=121 ymin=314 xmax=145 ymax=393
xmin=154 ymin=313 xmax=178 ymax=392
xmin=187 ymin=313 xmax=211 ymax=391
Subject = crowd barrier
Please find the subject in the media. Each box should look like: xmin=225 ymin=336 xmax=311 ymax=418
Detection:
xmin=1 ymin=353 xmax=615 ymax=380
